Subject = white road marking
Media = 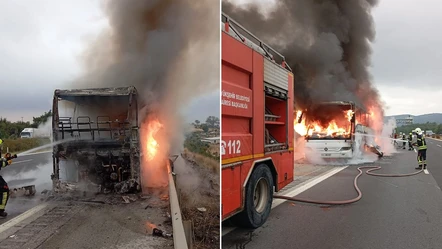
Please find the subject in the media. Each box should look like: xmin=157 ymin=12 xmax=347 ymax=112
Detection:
xmin=222 ymin=227 xmax=236 ymax=236
xmin=222 ymin=166 xmax=348 ymax=237
xmin=271 ymin=166 xmax=348 ymax=209
xmin=0 ymin=203 xmax=49 ymax=233
xmin=11 ymin=159 xmax=32 ymax=164
xmin=437 ymin=145 xmax=441 ymax=147
xmin=424 ymin=169 xmax=429 ymax=175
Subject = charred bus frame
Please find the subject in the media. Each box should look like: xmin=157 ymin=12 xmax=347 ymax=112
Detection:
xmin=51 ymin=86 xmax=141 ymax=193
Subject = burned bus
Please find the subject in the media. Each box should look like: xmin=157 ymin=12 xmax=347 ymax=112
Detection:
xmin=296 ymin=101 xmax=383 ymax=159
xmin=51 ymin=86 xmax=141 ymax=194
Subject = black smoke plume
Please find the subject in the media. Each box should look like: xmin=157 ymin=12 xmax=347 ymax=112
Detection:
xmin=69 ymin=0 xmax=219 ymax=188
xmin=71 ymin=0 xmax=219 ymax=150
xmin=223 ymin=0 xmax=384 ymax=130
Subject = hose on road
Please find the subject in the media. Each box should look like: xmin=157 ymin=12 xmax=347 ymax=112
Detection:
xmin=273 ymin=166 xmax=424 ymax=205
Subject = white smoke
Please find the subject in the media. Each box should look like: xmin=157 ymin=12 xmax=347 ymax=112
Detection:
xmin=347 ymin=133 xmax=377 ymax=165
xmin=34 ymin=121 xmax=52 ymax=138
xmin=378 ymin=118 xmax=397 ymax=156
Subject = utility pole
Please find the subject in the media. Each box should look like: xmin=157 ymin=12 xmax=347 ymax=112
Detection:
xmin=21 ymin=117 xmax=23 ymax=123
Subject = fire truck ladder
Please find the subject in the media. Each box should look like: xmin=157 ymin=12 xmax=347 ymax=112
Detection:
xmin=222 ymin=12 xmax=292 ymax=72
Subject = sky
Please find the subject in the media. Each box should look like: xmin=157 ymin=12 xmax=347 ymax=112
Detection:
xmin=230 ymin=0 xmax=442 ymax=116
xmin=371 ymin=0 xmax=442 ymax=116
xmin=0 ymin=0 xmax=219 ymax=123
xmin=1 ymin=1 xmax=441 ymax=123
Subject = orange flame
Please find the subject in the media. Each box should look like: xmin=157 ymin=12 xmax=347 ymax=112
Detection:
xmin=294 ymin=109 xmax=353 ymax=138
xmin=146 ymin=120 xmax=163 ymax=161
xmin=346 ymin=110 xmax=354 ymax=122
xmin=145 ymin=221 xmax=157 ymax=233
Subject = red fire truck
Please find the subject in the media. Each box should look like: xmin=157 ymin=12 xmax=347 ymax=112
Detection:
xmin=221 ymin=13 xmax=295 ymax=228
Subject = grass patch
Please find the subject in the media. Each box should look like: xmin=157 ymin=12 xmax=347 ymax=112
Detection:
xmin=179 ymin=179 xmax=220 ymax=249
xmin=180 ymin=129 xmax=220 ymax=248
xmin=1 ymin=138 xmax=51 ymax=154
xmin=183 ymin=132 xmax=219 ymax=161
xmin=180 ymin=186 xmax=220 ymax=249
xmin=182 ymin=148 xmax=219 ymax=174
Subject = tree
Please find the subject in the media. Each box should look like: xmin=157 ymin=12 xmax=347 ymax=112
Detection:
xmin=201 ymin=123 xmax=209 ymax=132
xmin=194 ymin=120 xmax=201 ymax=128
xmin=0 ymin=111 xmax=50 ymax=138
xmin=205 ymin=116 xmax=219 ymax=128
xmin=32 ymin=110 xmax=52 ymax=128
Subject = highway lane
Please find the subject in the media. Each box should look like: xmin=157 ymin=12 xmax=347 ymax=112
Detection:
xmin=426 ymin=138 xmax=442 ymax=188
xmin=0 ymin=152 xmax=52 ymax=224
xmin=223 ymin=148 xmax=442 ymax=249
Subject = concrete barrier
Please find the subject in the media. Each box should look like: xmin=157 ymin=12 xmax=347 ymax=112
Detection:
xmin=168 ymin=160 xmax=189 ymax=249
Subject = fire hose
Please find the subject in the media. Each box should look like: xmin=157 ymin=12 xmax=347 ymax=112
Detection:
xmin=273 ymin=163 xmax=424 ymax=205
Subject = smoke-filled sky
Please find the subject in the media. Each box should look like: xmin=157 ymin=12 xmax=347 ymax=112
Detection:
xmin=0 ymin=0 xmax=219 ymax=123
xmin=228 ymin=0 xmax=442 ymax=116
xmin=1 ymin=0 xmax=441 ymax=121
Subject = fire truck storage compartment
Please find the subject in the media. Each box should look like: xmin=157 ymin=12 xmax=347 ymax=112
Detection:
xmin=264 ymin=94 xmax=288 ymax=152
xmin=263 ymin=58 xmax=289 ymax=153
xmin=221 ymin=12 xmax=295 ymax=227
xmin=221 ymin=29 xmax=258 ymax=218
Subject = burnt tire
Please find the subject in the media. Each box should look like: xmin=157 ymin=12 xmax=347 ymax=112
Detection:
xmin=233 ymin=164 xmax=274 ymax=229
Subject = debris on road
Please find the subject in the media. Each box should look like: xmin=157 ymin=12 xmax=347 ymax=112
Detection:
xmin=122 ymin=196 xmax=131 ymax=204
xmin=153 ymin=228 xmax=172 ymax=238
xmin=9 ymin=185 xmax=36 ymax=198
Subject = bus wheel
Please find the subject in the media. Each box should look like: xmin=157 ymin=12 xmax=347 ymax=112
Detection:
xmin=234 ymin=164 xmax=274 ymax=228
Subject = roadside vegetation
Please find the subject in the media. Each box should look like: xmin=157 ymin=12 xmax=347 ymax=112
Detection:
xmin=395 ymin=122 xmax=442 ymax=136
xmin=0 ymin=111 xmax=52 ymax=153
xmin=2 ymin=137 xmax=51 ymax=154
xmin=184 ymin=116 xmax=220 ymax=161
xmin=180 ymin=116 xmax=220 ymax=249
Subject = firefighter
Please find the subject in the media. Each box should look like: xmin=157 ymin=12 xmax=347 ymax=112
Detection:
xmin=402 ymin=132 xmax=406 ymax=149
xmin=412 ymin=128 xmax=427 ymax=170
xmin=0 ymin=152 xmax=18 ymax=218
xmin=408 ymin=132 xmax=413 ymax=151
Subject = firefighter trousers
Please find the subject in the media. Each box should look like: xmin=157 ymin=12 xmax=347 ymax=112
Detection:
xmin=417 ymin=149 xmax=427 ymax=167
xmin=0 ymin=176 xmax=9 ymax=211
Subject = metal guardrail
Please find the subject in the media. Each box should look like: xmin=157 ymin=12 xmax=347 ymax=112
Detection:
xmin=168 ymin=160 xmax=188 ymax=249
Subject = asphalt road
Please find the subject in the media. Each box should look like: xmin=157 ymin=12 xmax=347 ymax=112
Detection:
xmin=0 ymin=152 xmax=52 ymax=223
xmin=0 ymin=151 xmax=174 ymax=249
xmin=223 ymin=141 xmax=442 ymax=249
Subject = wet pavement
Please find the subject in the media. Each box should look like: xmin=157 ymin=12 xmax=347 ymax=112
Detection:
xmin=0 ymin=152 xmax=51 ymax=225
xmin=223 ymin=144 xmax=442 ymax=249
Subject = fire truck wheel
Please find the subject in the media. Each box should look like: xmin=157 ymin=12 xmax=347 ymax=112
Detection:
xmin=234 ymin=164 xmax=274 ymax=228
